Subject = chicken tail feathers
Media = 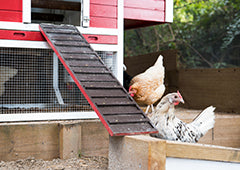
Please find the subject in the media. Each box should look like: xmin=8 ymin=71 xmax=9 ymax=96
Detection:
xmin=190 ymin=106 xmax=216 ymax=135
xmin=154 ymin=55 xmax=163 ymax=66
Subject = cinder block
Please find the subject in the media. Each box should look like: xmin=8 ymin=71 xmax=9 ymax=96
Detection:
xmin=109 ymin=135 xmax=166 ymax=170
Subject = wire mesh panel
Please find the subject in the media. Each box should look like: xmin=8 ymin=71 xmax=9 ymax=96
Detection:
xmin=0 ymin=47 xmax=93 ymax=114
xmin=97 ymin=51 xmax=117 ymax=76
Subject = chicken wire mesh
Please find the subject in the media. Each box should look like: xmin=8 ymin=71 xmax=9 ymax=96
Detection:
xmin=0 ymin=48 xmax=117 ymax=115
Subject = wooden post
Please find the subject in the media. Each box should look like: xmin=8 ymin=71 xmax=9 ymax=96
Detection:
xmin=59 ymin=123 xmax=82 ymax=159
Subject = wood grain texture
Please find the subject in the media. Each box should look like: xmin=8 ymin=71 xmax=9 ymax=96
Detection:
xmin=59 ymin=123 xmax=82 ymax=159
xmin=166 ymin=140 xmax=240 ymax=163
xmin=0 ymin=122 xmax=59 ymax=161
xmin=179 ymin=68 xmax=240 ymax=113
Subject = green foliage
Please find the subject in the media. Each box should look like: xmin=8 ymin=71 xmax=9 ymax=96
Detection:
xmin=124 ymin=0 xmax=240 ymax=68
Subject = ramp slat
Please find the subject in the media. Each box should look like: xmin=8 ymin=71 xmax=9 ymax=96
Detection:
xmin=39 ymin=23 xmax=157 ymax=136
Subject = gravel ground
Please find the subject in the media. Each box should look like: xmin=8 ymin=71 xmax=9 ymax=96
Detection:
xmin=0 ymin=156 xmax=108 ymax=170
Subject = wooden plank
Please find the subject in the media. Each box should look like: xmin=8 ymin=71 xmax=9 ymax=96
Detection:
xmin=53 ymin=41 xmax=89 ymax=47
xmin=67 ymin=60 xmax=103 ymax=67
xmin=32 ymin=0 xmax=81 ymax=11
xmin=82 ymin=34 xmax=118 ymax=44
xmin=59 ymin=123 xmax=81 ymax=159
xmin=90 ymin=0 xmax=117 ymax=6
xmin=124 ymin=0 xmax=165 ymax=11
xmin=49 ymin=34 xmax=84 ymax=41
xmin=124 ymin=7 xmax=165 ymax=22
xmin=45 ymin=28 xmax=79 ymax=34
xmin=94 ymin=97 xmax=133 ymax=105
xmin=99 ymin=105 xmax=141 ymax=115
xmin=82 ymin=81 xmax=119 ymax=88
xmin=71 ymin=67 xmax=109 ymax=74
xmin=0 ymin=0 xmax=22 ymax=11
xmin=90 ymin=4 xmax=117 ymax=18
xmin=80 ymin=120 xmax=109 ymax=156
xmin=179 ymin=68 xmax=240 ymax=113
xmin=0 ymin=30 xmax=45 ymax=41
xmin=86 ymin=89 xmax=126 ymax=97
xmin=62 ymin=54 xmax=98 ymax=60
xmin=0 ymin=10 xmax=22 ymax=22
xmin=110 ymin=123 xmax=155 ymax=135
xmin=90 ymin=17 xmax=117 ymax=28
xmin=166 ymin=140 xmax=240 ymax=163
xmin=59 ymin=46 xmax=93 ymax=54
xmin=0 ymin=123 xmax=59 ymax=161
xmin=105 ymin=114 xmax=148 ymax=124
xmin=76 ymin=73 xmax=113 ymax=82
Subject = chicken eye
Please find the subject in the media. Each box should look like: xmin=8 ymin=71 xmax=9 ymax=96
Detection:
xmin=174 ymin=95 xmax=178 ymax=99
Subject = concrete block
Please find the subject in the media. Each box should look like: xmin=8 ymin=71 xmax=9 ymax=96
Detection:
xmin=109 ymin=135 xmax=166 ymax=170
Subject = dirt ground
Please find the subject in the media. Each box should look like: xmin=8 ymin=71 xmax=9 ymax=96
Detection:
xmin=0 ymin=156 xmax=108 ymax=170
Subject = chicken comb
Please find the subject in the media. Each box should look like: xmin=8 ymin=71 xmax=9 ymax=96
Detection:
xmin=177 ymin=90 xmax=183 ymax=99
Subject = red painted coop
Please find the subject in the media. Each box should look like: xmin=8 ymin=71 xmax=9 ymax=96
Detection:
xmin=0 ymin=0 xmax=173 ymax=135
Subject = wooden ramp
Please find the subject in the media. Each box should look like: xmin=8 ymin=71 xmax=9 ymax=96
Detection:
xmin=39 ymin=24 xmax=157 ymax=136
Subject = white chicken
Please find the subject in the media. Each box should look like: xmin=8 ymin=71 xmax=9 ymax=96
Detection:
xmin=0 ymin=66 xmax=18 ymax=96
xmin=149 ymin=91 xmax=215 ymax=143
xmin=128 ymin=55 xmax=165 ymax=114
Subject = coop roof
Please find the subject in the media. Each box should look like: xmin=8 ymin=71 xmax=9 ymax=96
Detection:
xmin=39 ymin=24 xmax=157 ymax=136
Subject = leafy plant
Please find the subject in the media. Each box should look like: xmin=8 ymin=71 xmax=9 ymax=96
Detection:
xmin=124 ymin=0 xmax=240 ymax=68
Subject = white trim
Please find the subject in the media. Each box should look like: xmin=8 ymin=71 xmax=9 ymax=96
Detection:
xmin=82 ymin=0 xmax=90 ymax=27
xmin=77 ymin=27 xmax=118 ymax=35
xmin=0 ymin=112 xmax=98 ymax=122
xmin=53 ymin=53 xmax=64 ymax=104
xmin=166 ymin=157 xmax=240 ymax=170
xmin=0 ymin=22 xmax=40 ymax=31
xmin=117 ymin=0 xmax=124 ymax=84
xmin=0 ymin=40 xmax=117 ymax=52
xmin=0 ymin=22 xmax=118 ymax=36
xmin=91 ymin=44 xmax=118 ymax=51
xmin=0 ymin=40 xmax=50 ymax=49
xmin=165 ymin=0 xmax=173 ymax=22
xmin=22 ymin=0 xmax=31 ymax=23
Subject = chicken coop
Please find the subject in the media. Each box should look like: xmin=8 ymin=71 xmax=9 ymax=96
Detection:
xmin=2 ymin=1 xmax=239 ymax=169
xmin=0 ymin=0 xmax=175 ymax=162
xmin=0 ymin=0 xmax=173 ymax=122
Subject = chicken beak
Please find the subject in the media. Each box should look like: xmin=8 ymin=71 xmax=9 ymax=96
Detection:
xmin=180 ymin=98 xmax=185 ymax=104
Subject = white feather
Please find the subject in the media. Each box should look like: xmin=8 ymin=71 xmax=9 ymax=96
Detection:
xmin=190 ymin=106 xmax=216 ymax=135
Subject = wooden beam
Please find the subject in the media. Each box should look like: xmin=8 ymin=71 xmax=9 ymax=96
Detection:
xmin=59 ymin=123 xmax=82 ymax=159
xmin=166 ymin=140 xmax=240 ymax=163
xmin=32 ymin=0 xmax=81 ymax=11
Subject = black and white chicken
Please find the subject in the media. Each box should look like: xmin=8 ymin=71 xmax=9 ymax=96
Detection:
xmin=149 ymin=91 xmax=215 ymax=143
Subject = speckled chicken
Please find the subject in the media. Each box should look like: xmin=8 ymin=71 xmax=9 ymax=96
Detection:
xmin=149 ymin=91 xmax=215 ymax=143
xmin=128 ymin=55 xmax=165 ymax=114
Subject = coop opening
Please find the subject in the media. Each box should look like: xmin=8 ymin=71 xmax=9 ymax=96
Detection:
xmin=31 ymin=0 xmax=82 ymax=26
xmin=0 ymin=47 xmax=117 ymax=117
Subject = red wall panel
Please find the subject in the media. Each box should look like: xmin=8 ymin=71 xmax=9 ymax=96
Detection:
xmin=90 ymin=17 xmax=117 ymax=29
xmin=124 ymin=0 xmax=164 ymax=11
xmin=83 ymin=34 xmax=117 ymax=44
xmin=0 ymin=30 xmax=117 ymax=45
xmin=0 ymin=30 xmax=45 ymax=41
xmin=90 ymin=4 xmax=117 ymax=18
xmin=0 ymin=0 xmax=22 ymax=11
xmin=0 ymin=11 xmax=22 ymax=22
xmin=90 ymin=0 xmax=117 ymax=6
xmin=124 ymin=8 xmax=165 ymax=22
